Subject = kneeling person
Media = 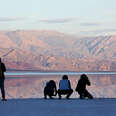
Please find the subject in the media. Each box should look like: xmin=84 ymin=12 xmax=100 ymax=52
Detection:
xmin=44 ymin=80 xmax=57 ymax=99
xmin=75 ymin=74 xmax=93 ymax=99
xmin=58 ymin=75 xmax=73 ymax=99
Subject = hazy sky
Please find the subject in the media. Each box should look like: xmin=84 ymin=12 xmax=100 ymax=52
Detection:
xmin=0 ymin=0 xmax=116 ymax=36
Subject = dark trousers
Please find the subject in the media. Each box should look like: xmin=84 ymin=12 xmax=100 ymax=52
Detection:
xmin=58 ymin=89 xmax=73 ymax=99
xmin=0 ymin=79 xmax=5 ymax=99
xmin=44 ymin=87 xmax=55 ymax=99
xmin=78 ymin=89 xmax=93 ymax=99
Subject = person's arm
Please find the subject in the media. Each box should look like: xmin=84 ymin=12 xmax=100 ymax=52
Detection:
xmin=54 ymin=84 xmax=57 ymax=95
xmin=68 ymin=80 xmax=71 ymax=89
xmin=75 ymin=80 xmax=80 ymax=91
xmin=86 ymin=78 xmax=91 ymax=86
xmin=59 ymin=80 xmax=61 ymax=90
xmin=1 ymin=63 xmax=6 ymax=72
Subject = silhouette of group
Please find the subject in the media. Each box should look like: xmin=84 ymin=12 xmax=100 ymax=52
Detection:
xmin=44 ymin=74 xmax=93 ymax=99
xmin=0 ymin=57 xmax=93 ymax=101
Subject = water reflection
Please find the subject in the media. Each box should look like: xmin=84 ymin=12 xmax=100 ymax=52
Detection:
xmin=5 ymin=74 xmax=116 ymax=99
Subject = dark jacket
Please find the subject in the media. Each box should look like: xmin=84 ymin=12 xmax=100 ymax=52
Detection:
xmin=44 ymin=80 xmax=57 ymax=96
xmin=0 ymin=63 xmax=6 ymax=80
xmin=76 ymin=78 xmax=90 ymax=92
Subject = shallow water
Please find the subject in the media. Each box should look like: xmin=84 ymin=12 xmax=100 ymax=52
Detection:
xmin=3 ymin=72 xmax=116 ymax=99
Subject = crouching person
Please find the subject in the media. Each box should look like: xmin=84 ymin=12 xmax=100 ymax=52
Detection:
xmin=44 ymin=80 xmax=57 ymax=99
xmin=75 ymin=74 xmax=93 ymax=99
xmin=58 ymin=75 xmax=73 ymax=99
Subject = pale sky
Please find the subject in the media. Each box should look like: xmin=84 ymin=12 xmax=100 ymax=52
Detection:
xmin=0 ymin=0 xmax=116 ymax=36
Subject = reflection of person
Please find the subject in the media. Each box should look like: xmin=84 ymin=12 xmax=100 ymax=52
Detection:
xmin=58 ymin=75 xmax=73 ymax=99
xmin=44 ymin=80 xmax=57 ymax=99
xmin=0 ymin=58 xmax=7 ymax=101
xmin=75 ymin=74 xmax=93 ymax=99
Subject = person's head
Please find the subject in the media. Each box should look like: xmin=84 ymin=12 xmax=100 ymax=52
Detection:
xmin=80 ymin=74 xmax=88 ymax=80
xmin=49 ymin=80 xmax=55 ymax=83
xmin=62 ymin=75 xmax=68 ymax=80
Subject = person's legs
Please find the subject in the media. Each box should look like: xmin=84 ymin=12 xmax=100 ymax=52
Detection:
xmin=58 ymin=89 xmax=73 ymax=99
xmin=44 ymin=87 xmax=48 ymax=99
xmin=44 ymin=87 xmax=54 ymax=99
xmin=0 ymin=79 xmax=6 ymax=101
xmin=58 ymin=89 xmax=62 ymax=99
xmin=78 ymin=90 xmax=86 ymax=99
xmin=44 ymin=93 xmax=54 ymax=99
xmin=66 ymin=89 xmax=73 ymax=99
xmin=84 ymin=89 xmax=93 ymax=99
xmin=79 ymin=93 xmax=85 ymax=99
xmin=48 ymin=90 xmax=55 ymax=99
xmin=44 ymin=93 xmax=47 ymax=99
xmin=48 ymin=95 xmax=54 ymax=99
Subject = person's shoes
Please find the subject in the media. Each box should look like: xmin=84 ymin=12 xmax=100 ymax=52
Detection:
xmin=80 ymin=94 xmax=85 ymax=99
xmin=66 ymin=96 xmax=70 ymax=99
xmin=2 ymin=98 xmax=7 ymax=101
xmin=44 ymin=97 xmax=47 ymax=99
xmin=59 ymin=96 xmax=61 ymax=100
xmin=88 ymin=96 xmax=93 ymax=99
xmin=50 ymin=96 xmax=53 ymax=99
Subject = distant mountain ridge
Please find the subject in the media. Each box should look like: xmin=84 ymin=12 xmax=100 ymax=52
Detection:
xmin=0 ymin=30 xmax=116 ymax=71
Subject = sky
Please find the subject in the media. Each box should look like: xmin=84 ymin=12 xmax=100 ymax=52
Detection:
xmin=0 ymin=0 xmax=116 ymax=36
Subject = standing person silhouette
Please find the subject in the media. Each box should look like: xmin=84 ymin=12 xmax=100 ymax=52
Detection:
xmin=75 ymin=74 xmax=93 ymax=99
xmin=58 ymin=75 xmax=73 ymax=99
xmin=0 ymin=58 xmax=7 ymax=101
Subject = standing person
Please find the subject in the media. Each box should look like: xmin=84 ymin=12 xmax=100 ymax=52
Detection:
xmin=0 ymin=58 xmax=7 ymax=101
xmin=75 ymin=74 xmax=93 ymax=99
xmin=58 ymin=75 xmax=73 ymax=99
xmin=44 ymin=80 xmax=57 ymax=99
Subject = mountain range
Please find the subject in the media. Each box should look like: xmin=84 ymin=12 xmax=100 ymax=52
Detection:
xmin=0 ymin=30 xmax=116 ymax=71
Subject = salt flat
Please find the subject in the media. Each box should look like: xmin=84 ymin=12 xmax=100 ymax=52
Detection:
xmin=0 ymin=98 xmax=116 ymax=116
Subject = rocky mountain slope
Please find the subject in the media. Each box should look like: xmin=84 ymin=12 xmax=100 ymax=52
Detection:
xmin=0 ymin=30 xmax=116 ymax=71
